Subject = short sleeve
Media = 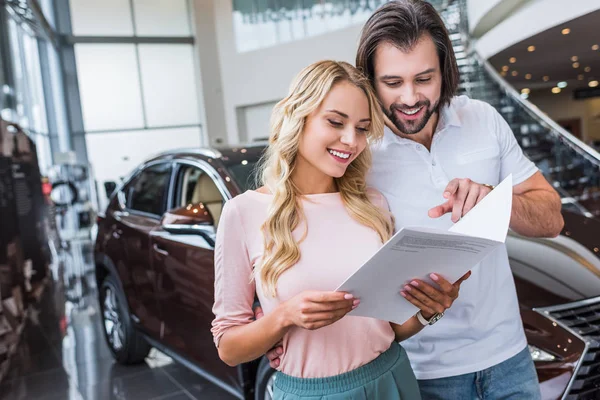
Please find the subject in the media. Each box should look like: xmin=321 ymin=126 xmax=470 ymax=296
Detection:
xmin=492 ymin=107 xmax=538 ymax=185
xmin=211 ymin=199 xmax=256 ymax=348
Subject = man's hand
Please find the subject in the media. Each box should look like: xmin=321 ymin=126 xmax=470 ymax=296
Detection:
xmin=428 ymin=178 xmax=493 ymax=223
xmin=254 ymin=305 xmax=283 ymax=369
xmin=400 ymin=271 xmax=471 ymax=318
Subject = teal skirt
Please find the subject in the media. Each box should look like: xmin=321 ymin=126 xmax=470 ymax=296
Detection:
xmin=273 ymin=342 xmax=421 ymax=399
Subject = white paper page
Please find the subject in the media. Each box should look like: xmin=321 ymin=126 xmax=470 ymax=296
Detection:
xmin=336 ymin=227 xmax=502 ymax=325
xmin=448 ymin=174 xmax=513 ymax=242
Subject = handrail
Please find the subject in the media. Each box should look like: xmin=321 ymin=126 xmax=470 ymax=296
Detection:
xmin=475 ymin=52 xmax=600 ymax=167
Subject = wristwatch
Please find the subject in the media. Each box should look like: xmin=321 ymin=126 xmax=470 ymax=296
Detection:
xmin=416 ymin=311 xmax=445 ymax=326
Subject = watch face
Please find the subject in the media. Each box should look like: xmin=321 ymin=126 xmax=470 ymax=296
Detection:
xmin=430 ymin=312 xmax=444 ymax=325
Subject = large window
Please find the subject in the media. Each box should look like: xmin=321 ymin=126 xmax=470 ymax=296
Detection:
xmin=128 ymin=163 xmax=172 ymax=216
xmin=232 ymin=0 xmax=389 ymax=52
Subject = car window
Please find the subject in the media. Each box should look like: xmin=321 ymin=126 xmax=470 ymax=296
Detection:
xmin=174 ymin=164 xmax=225 ymax=226
xmin=128 ymin=163 xmax=172 ymax=216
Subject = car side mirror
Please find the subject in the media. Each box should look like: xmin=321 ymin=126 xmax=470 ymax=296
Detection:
xmin=161 ymin=203 xmax=216 ymax=246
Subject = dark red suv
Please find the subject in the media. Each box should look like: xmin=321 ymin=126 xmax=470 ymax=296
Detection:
xmin=95 ymin=145 xmax=600 ymax=400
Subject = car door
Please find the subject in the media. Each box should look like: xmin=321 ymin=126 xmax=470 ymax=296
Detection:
xmin=149 ymin=160 xmax=240 ymax=390
xmin=116 ymin=161 xmax=173 ymax=340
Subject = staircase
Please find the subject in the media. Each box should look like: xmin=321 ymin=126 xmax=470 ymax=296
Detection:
xmin=438 ymin=0 xmax=600 ymax=219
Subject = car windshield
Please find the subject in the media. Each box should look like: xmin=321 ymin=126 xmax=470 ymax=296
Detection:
xmin=225 ymin=161 xmax=260 ymax=192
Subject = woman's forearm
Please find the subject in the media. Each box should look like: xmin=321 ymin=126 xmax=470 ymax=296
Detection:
xmin=390 ymin=316 xmax=426 ymax=342
xmin=218 ymin=305 xmax=291 ymax=367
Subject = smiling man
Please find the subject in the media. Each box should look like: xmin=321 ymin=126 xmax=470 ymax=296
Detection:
xmin=354 ymin=0 xmax=563 ymax=399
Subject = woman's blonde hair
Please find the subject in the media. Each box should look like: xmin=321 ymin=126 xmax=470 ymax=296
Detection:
xmin=257 ymin=60 xmax=394 ymax=297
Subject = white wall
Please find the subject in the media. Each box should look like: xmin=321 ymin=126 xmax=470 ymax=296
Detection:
xmin=208 ymin=0 xmax=365 ymax=145
xmin=467 ymin=0 xmax=527 ymax=38
xmin=474 ymin=0 xmax=600 ymax=59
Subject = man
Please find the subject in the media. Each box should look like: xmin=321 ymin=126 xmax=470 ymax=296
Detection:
xmin=261 ymin=1 xmax=563 ymax=398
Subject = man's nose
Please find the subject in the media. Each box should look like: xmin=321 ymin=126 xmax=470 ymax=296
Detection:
xmin=400 ymin=83 xmax=418 ymax=107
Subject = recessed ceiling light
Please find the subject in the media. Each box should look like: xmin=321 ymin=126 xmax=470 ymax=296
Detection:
xmin=502 ymin=65 xmax=509 ymax=72
xmin=527 ymin=46 xmax=536 ymax=52
xmin=562 ymin=28 xmax=571 ymax=35
xmin=543 ymin=76 xmax=550 ymax=81
xmin=552 ymin=87 xmax=561 ymax=94
xmin=592 ymin=44 xmax=599 ymax=51
xmin=573 ymin=62 xmax=580 ymax=68
xmin=500 ymin=71 xmax=507 ymax=77
xmin=511 ymin=71 xmax=518 ymax=76
xmin=590 ymin=80 xmax=599 ymax=88
xmin=521 ymin=88 xmax=531 ymax=94
xmin=571 ymin=56 xmax=578 ymax=62
xmin=525 ymin=74 xmax=532 ymax=80
xmin=578 ymin=74 xmax=585 ymax=80
xmin=509 ymin=57 xmax=517 ymax=63
xmin=557 ymin=81 xmax=567 ymax=88
xmin=584 ymin=66 xmax=592 ymax=72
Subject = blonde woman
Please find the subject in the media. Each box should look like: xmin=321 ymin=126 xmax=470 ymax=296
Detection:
xmin=211 ymin=60 xmax=467 ymax=399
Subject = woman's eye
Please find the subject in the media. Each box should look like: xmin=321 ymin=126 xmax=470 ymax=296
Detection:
xmin=357 ymin=127 xmax=369 ymax=133
xmin=385 ymin=82 xmax=400 ymax=87
xmin=328 ymin=119 xmax=343 ymax=127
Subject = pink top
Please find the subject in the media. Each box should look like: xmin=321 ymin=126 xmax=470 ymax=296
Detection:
xmin=211 ymin=189 xmax=395 ymax=378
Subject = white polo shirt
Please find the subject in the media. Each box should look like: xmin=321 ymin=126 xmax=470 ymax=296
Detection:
xmin=368 ymin=95 xmax=538 ymax=380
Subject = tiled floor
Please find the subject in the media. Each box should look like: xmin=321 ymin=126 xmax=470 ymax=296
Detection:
xmin=0 ymin=240 xmax=237 ymax=400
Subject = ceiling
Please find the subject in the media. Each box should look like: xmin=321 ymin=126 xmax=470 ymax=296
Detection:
xmin=488 ymin=9 xmax=600 ymax=95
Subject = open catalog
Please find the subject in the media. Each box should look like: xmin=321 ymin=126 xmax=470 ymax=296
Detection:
xmin=336 ymin=174 xmax=513 ymax=325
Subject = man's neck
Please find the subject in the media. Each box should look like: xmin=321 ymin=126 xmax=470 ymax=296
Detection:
xmin=387 ymin=111 xmax=440 ymax=151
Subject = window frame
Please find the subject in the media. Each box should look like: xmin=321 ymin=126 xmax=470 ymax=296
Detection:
xmin=169 ymin=159 xmax=231 ymax=212
xmin=125 ymin=160 xmax=174 ymax=219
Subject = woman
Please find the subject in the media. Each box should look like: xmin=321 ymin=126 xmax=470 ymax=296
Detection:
xmin=211 ymin=60 xmax=467 ymax=399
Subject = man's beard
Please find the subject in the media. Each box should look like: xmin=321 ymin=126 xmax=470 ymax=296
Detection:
xmin=385 ymin=99 xmax=440 ymax=135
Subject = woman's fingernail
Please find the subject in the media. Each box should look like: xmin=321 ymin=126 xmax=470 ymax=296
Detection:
xmin=430 ymin=273 xmax=439 ymax=281
xmin=353 ymin=299 xmax=360 ymax=306
xmin=277 ymin=348 xmax=283 ymax=355
xmin=400 ymin=291 xmax=407 ymax=298
xmin=404 ymin=285 xmax=412 ymax=291
xmin=411 ymin=280 xmax=419 ymax=287
xmin=344 ymin=294 xmax=354 ymax=300
xmin=352 ymin=304 xmax=358 ymax=310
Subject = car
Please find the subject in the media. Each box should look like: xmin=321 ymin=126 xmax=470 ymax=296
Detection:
xmin=94 ymin=144 xmax=600 ymax=400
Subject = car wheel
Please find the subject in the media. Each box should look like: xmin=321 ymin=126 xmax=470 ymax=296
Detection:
xmin=255 ymin=357 xmax=277 ymax=400
xmin=99 ymin=274 xmax=151 ymax=364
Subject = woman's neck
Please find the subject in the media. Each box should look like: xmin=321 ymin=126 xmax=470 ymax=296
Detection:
xmin=290 ymin=172 xmax=337 ymax=195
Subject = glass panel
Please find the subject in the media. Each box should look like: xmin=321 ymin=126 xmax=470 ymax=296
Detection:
xmin=133 ymin=0 xmax=191 ymax=36
xmin=232 ymin=0 xmax=388 ymax=52
xmin=22 ymin=34 xmax=49 ymax=135
xmin=129 ymin=163 xmax=171 ymax=215
xmin=75 ymin=44 xmax=145 ymax=131
xmin=69 ymin=0 xmax=134 ymax=36
xmin=137 ymin=44 xmax=200 ymax=127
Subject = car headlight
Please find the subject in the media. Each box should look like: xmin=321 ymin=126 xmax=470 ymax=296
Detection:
xmin=528 ymin=344 xmax=556 ymax=362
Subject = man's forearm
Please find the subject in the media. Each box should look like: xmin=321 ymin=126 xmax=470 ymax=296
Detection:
xmin=510 ymin=190 xmax=564 ymax=238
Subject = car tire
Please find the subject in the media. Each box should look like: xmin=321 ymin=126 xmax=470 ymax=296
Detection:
xmin=99 ymin=274 xmax=151 ymax=364
xmin=255 ymin=357 xmax=277 ymax=400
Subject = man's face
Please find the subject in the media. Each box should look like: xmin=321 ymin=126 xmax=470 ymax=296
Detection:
xmin=373 ymin=35 xmax=442 ymax=135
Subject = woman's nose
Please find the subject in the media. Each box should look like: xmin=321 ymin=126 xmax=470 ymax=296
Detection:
xmin=340 ymin=129 xmax=358 ymax=147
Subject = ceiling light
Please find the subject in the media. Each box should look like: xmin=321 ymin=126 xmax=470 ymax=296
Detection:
xmin=584 ymin=66 xmax=591 ymax=72
xmin=511 ymin=71 xmax=518 ymax=76
xmin=592 ymin=44 xmax=599 ymax=51
xmin=571 ymin=56 xmax=578 ymax=62
xmin=500 ymin=71 xmax=507 ymax=77
xmin=573 ymin=62 xmax=580 ymax=68
xmin=527 ymin=46 xmax=535 ymax=52
xmin=509 ymin=57 xmax=517 ymax=63
xmin=552 ymin=87 xmax=561 ymax=94
xmin=590 ymin=80 xmax=599 ymax=88
xmin=578 ymin=74 xmax=585 ymax=80
xmin=502 ymin=65 xmax=509 ymax=72
xmin=557 ymin=81 xmax=567 ymax=88
xmin=521 ymin=88 xmax=530 ymax=94
xmin=562 ymin=28 xmax=570 ymax=35
xmin=543 ymin=76 xmax=550 ymax=82
xmin=525 ymin=74 xmax=532 ymax=80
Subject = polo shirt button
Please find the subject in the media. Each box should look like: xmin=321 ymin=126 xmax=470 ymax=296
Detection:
xmin=432 ymin=161 xmax=437 ymax=166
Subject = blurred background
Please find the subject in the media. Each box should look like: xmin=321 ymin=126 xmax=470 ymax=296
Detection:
xmin=0 ymin=0 xmax=599 ymax=399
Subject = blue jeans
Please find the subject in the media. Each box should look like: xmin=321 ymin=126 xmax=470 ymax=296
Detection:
xmin=417 ymin=346 xmax=541 ymax=400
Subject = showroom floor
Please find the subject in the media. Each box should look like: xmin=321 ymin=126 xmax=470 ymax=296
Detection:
xmin=0 ymin=240 xmax=237 ymax=400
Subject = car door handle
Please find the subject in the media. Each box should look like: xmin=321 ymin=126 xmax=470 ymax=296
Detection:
xmin=153 ymin=243 xmax=169 ymax=256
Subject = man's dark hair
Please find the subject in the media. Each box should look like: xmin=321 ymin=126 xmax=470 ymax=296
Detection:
xmin=356 ymin=0 xmax=459 ymax=108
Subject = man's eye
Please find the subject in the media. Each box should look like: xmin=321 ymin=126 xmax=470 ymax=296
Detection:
xmin=328 ymin=119 xmax=343 ymax=127
xmin=417 ymin=78 xmax=431 ymax=83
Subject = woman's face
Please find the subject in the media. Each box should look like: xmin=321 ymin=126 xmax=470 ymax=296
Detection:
xmin=296 ymin=81 xmax=371 ymax=180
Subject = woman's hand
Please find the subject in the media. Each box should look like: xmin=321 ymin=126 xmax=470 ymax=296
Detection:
xmin=280 ymin=290 xmax=359 ymax=330
xmin=401 ymin=271 xmax=471 ymax=318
